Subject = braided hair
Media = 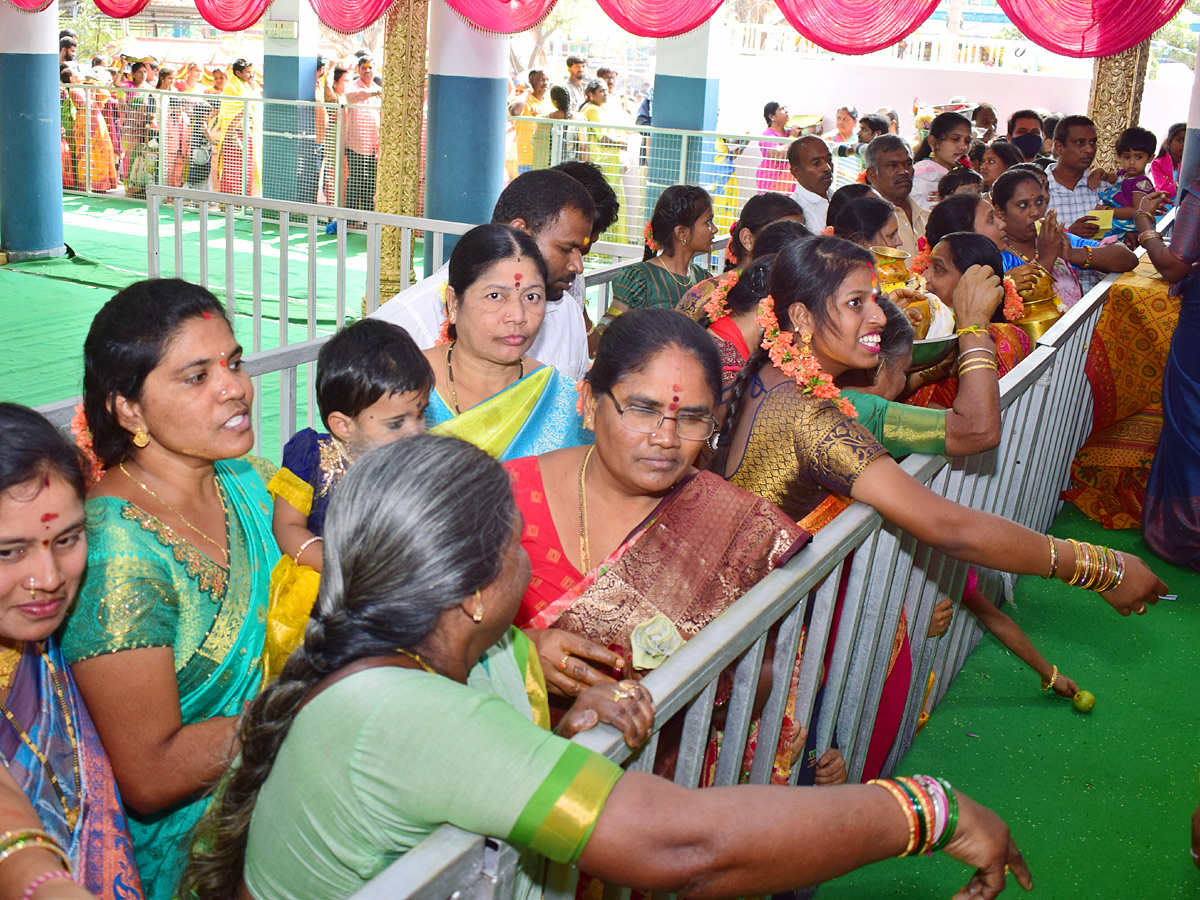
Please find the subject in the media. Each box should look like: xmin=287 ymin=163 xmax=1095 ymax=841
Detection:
xmin=179 ymin=435 xmax=517 ymax=900
xmin=712 ymin=236 xmax=873 ymax=473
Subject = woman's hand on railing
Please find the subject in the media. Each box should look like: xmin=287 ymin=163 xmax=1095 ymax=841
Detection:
xmin=523 ymin=627 xmax=623 ymax=697
xmin=558 ymin=680 xmax=655 ymax=749
xmin=942 ymin=790 xmax=1033 ymax=899
xmin=1098 ymin=553 xmax=1168 ymax=616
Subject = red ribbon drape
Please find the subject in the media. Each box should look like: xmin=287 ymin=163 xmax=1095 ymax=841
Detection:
xmin=440 ymin=0 xmax=558 ymax=34
xmin=595 ymin=0 xmax=725 ymax=38
xmin=3 ymin=0 xmax=54 ymax=12
xmin=773 ymin=0 xmax=941 ymax=55
xmin=308 ymin=0 xmax=399 ymax=34
xmin=996 ymin=0 xmax=1185 ymax=58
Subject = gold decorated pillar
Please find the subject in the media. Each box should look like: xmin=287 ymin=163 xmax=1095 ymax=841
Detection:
xmin=1087 ymin=40 xmax=1151 ymax=173
xmin=377 ymin=0 xmax=430 ymax=298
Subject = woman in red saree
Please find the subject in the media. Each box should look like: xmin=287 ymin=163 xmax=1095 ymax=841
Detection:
xmin=505 ymin=309 xmax=822 ymax=785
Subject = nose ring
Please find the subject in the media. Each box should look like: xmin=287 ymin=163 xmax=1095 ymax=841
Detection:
xmin=25 ymin=577 xmax=39 ymax=599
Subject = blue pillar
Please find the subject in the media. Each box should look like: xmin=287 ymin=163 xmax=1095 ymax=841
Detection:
xmin=0 ymin=2 xmax=65 ymax=260
xmin=646 ymin=23 xmax=720 ymax=215
xmin=425 ymin=0 xmax=506 ymax=270
xmin=262 ymin=0 xmax=319 ymax=204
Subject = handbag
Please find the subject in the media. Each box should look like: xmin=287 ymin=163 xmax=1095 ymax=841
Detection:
xmin=191 ymin=140 xmax=212 ymax=166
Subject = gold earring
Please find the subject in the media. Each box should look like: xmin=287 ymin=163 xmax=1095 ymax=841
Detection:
xmin=800 ymin=331 xmax=813 ymax=358
xmin=132 ymin=429 xmax=150 ymax=448
xmin=471 ymin=589 xmax=484 ymax=623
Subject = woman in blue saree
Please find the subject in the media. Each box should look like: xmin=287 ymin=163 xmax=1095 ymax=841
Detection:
xmin=0 ymin=404 xmax=142 ymax=900
xmin=1134 ymin=182 xmax=1200 ymax=569
xmin=424 ymin=224 xmax=591 ymax=460
xmin=62 ymin=280 xmax=274 ymax=900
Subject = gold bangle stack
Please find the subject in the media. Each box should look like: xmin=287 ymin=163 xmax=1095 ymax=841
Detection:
xmin=1041 ymin=664 xmax=1059 ymax=691
xmin=1137 ymin=230 xmax=1162 ymax=246
xmin=1064 ymin=538 xmax=1125 ymax=593
xmin=0 ymin=829 xmax=71 ymax=872
xmin=1044 ymin=535 xmax=1059 ymax=579
xmin=958 ymin=355 xmax=999 ymax=377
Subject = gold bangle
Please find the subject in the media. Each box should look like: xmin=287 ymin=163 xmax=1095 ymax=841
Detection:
xmin=1067 ymin=538 xmax=1085 ymax=586
xmin=869 ymin=779 xmax=920 ymax=856
xmin=958 ymin=363 xmax=998 ymax=377
xmin=1041 ymin=664 xmax=1059 ymax=691
xmin=1045 ymin=535 xmax=1058 ymax=579
xmin=0 ymin=833 xmax=71 ymax=873
xmin=293 ymin=535 xmax=323 ymax=567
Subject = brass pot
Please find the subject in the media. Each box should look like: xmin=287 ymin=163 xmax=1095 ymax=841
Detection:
xmin=871 ymin=246 xmax=911 ymax=294
xmin=1011 ymin=295 xmax=1064 ymax=342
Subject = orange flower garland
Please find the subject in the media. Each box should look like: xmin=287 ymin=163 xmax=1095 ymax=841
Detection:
xmin=909 ymin=240 xmax=932 ymax=276
xmin=1002 ymin=276 xmax=1023 ymax=322
xmin=756 ymin=297 xmax=857 ymax=419
xmin=643 ymin=221 xmax=661 ymax=252
xmin=703 ymin=271 xmax=740 ymax=322
xmin=820 ymin=225 xmax=835 ymax=236
xmin=69 ymin=403 xmax=106 ymax=489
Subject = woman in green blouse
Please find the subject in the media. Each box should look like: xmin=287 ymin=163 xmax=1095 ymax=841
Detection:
xmin=608 ymin=185 xmax=716 ymax=316
xmin=183 ymin=435 xmax=1031 ymax=900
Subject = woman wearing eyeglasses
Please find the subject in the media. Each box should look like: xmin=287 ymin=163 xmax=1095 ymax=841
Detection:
xmin=504 ymin=309 xmax=809 ymax=708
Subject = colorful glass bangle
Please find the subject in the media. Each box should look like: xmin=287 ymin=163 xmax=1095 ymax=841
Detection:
xmin=1082 ymin=245 xmax=1094 ymax=270
xmin=0 ymin=835 xmax=71 ymax=873
xmin=20 ymin=870 xmax=76 ymax=900
xmin=931 ymin=777 xmax=959 ymax=852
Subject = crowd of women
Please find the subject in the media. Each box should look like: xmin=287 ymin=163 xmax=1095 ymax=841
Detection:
xmin=6 ymin=112 xmax=1196 ymax=900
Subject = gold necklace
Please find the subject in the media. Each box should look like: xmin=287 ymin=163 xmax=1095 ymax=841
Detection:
xmin=577 ymin=445 xmax=595 ymax=574
xmin=654 ymin=256 xmax=692 ymax=288
xmin=0 ymin=643 xmax=22 ymax=692
xmin=0 ymin=644 xmax=82 ymax=830
xmin=395 ymin=647 xmax=436 ymax=674
xmin=446 ymin=342 xmax=524 ymax=416
xmin=120 ymin=462 xmax=230 ymax=565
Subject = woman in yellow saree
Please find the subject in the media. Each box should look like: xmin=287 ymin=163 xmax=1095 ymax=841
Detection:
xmin=424 ymin=224 xmax=591 ymax=460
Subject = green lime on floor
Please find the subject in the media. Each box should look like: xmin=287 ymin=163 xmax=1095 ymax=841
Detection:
xmin=1073 ymin=689 xmax=1096 ymax=712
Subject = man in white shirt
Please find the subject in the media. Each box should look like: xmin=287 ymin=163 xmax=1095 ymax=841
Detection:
xmin=787 ymin=136 xmax=834 ymax=230
xmin=371 ymin=168 xmax=597 ymax=380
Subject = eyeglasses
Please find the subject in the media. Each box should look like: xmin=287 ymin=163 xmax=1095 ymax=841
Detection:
xmin=604 ymin=392 xmax=717 ymax=441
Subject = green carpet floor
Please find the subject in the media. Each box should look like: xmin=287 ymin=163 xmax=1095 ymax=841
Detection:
xmin=821 ymin=503 xmax=1198 ymax=899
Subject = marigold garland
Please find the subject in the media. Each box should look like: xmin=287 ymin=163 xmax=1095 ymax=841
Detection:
xmin=756 ymin=297 xmax=857 ymax=418
xmin=725 ymin=220 xmax=740 ymax=266
xmin=909 ymin=239 xmax=932 ymax=276
xmin=1002 ymin=276 xmax=1024 ymax=322
xmin=643 ymin=221 xmax=661 ymax=252
xmin=703 ymin=271 xmax=740 ymax=322
xmin=69 ymin=403 xmax=106 ymax=489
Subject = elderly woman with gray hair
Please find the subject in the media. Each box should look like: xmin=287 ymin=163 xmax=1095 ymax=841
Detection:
xmin=182 ymin=434 xmax=1031 ymax=900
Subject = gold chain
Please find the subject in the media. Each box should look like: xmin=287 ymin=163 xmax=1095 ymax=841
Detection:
xmin=395 ymin=647 xmax=436 ymax=674
xmin=446 ymin=341 xmax=523 ymax=417
xmin=652 ymin=256 xmax=692 ymax=288
xmin=0 ymin=644 xmax=82 ymax=830
xmin=577 ymin=445 xmax=595 ymax=574
xmin=119 ymin=462 xmax=229 ymax=565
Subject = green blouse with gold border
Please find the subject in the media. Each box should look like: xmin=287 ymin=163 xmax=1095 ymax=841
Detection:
xmin=842 ymin=389 xmax=948 ymax=457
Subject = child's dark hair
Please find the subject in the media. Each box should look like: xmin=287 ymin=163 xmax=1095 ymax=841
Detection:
xmin=827 ymin=183 xmax=875 ymax=227
xmin=1115 ymin=126 xmax=1156 ymax=158
xmin=644 ymin=185 xmax=711 ymax=261
xmin=725 ymin=192 xmax=802 ymax=270
xmin=315 ymin=320 xmax=433 ymax=430
xmin=937 ymin=166 xmax=983 ymax=198
xmin=1159 ymin=122 xmax=1185 ymax=158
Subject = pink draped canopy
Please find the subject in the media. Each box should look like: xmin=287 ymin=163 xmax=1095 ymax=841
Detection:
xmin=8 ymin=0 xmax=1185 ymax=58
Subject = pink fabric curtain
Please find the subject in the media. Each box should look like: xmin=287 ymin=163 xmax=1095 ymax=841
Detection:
xmin=308 ymin=0 xmax=399 ymax=33
xmin=595 ymin=0 xmax=725 ymax=38
xmin=194 ymin=0 xmax=272 ymax=31
xmin=439 ymin=0 xmax=558 ymax=34
xmin=773 ymin=0 xmax=941 ymax=55
xmin=996 ymin=0 xmax=1184 ymax=57
xmin=92 ymin=0 xmax=151 ymax=16
xmin=4 ymin=0 xmax=55 ymax=11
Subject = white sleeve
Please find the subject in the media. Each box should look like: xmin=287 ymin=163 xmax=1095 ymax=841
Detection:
xmin=368 ymin=263 xmax=450 ymax=350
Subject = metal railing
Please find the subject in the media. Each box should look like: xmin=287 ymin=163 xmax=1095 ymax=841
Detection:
xmin=341 ymin=258 xmax=1138 ymax=900
xmin=30 ymin=246 xmax=1146 ymax=896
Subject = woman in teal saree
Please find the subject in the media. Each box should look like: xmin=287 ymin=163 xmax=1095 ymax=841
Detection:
xmin=63 ymin=280 xmax=274 ymax=900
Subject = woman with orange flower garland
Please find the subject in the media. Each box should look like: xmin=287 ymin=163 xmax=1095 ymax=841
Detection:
xmin=716 ymin=236 xmax=1168 ymax=779
xmin=610 ymin=186 xmax=715 ymax=312
xmin=675 ymin=192 xmax=804 ymax=322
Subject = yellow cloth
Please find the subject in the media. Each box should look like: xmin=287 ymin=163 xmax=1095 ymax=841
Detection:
xmin=263 ymin=555 xmax=321 ymax=683
xmin=1064 ymin=257 xmax=1179 ymax=528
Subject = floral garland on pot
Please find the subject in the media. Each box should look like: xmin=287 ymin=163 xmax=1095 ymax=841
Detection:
xmin=703 ymin=270 xmax=740 ymax=322
xmin=756 ymin=297 xmax=857 ymax=419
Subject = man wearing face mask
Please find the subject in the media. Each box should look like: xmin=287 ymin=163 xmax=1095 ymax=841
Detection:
xmin=372 ymin=167 xmax=610 ymax=381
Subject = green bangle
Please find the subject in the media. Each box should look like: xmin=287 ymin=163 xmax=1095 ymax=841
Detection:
xmin=931 ymin=778 xmax=959 ymax=852
xmin=891 ymin=778 xmax=928 ymax=855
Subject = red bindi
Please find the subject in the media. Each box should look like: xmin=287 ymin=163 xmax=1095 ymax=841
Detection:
xmin=668 ymin=403 xmax=678 ymax=411
xmin=219 ymin=359 xmax=227 ymax=367
xmin=202 ymin=312 xmax=212 ymax=319
xmin=42 ymin=539 xmax=50 ymax=549
xmin=671 ymin=384 xmax=682 ymax=391
xmin=44 ymin=477 xmax=50 ymax=488
xmin=40 ymin=513 xmax=58 ymax=524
